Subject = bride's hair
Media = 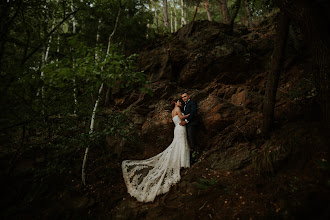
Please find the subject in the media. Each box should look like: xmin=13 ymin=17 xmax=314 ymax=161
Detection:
xmin=171 ymin=98 xmax=182 ymax=109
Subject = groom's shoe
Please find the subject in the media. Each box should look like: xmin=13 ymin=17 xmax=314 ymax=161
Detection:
xmin=190 ymin=150 xmax=200 ymax=166
xmin=190 ymin=151 xmax=194 ymax=166
xmin=190 ymin=157 xmax=197 ymax=166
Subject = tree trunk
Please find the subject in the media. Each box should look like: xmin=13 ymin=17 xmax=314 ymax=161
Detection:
xmin=192 ymin=2 xmax=200 ymax=22
xmin=44 ymin=21 xmax=54 ymax=62
xmin=71 ymin=1 xmax=78 ymax=116
xmin=174 ymin=6 xmax=178 ymax=31
xmin=181 ymin=0 xmax=186 ymax=26
xmin=170 ymin=9 xmax=173 ymax=32
xmin=55 ymin=0 xmax=60 ymax=65
xmin=219 ymin=0 xmax=230 ymax=24
xmin=151 ymin=0 xmax=159 ymax=32
xmin=73 ymin=78 xmax=78 ymax=115
xmin=95 ymin=19 xmax=101 ymax=61
xmin=273 ymin=0 xmax=330 ymax=128
xmin=204 ymin=0 xmax=212 ymax=21
xmin=105 ymin=87 xmax=111 ymax=105
xmin=262 ymin=12 xmax=290 ymax=136
xmin=82 ymin=8 xmax=122 ymax=185
xmin=82 ymin=82 xmax=103 ymax=185
xmin=56 ymin=0 xmax=60 ymax=65
xmin=56 ymin=33 xmax=60 ymax=66
xmin=244 ymin=0 xmax=253 ymax=28
xmin=163 ymin=0 xmax=168 ymax=29
xmin=107 ymin=8 xmax=121 ymax=55
xmin=230 ymin=0 xmax=242 ymax=31
xmin=71 ymin=3 xmax=76 ymax=34
xmin=39 ymin=18 xmax=55 ymax=104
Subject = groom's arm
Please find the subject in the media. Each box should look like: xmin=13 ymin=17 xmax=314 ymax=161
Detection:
xmin=186 ymin=100 xmax=197 ymax=122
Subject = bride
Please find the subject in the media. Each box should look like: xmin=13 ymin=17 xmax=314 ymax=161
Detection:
xmin=122 ymin=99 xmax=190 ymax=203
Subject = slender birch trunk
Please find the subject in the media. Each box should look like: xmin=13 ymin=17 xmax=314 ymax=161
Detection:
xmin=82 ymin=8 xmax=122 ymax=185
xmin=42 ymin=20 xmax=55 ymax=70
xmin=55 ymin=0 xmax=60 ymax=67
xmin=71 ymin=1 xmax=78 ymax=115
xmin=204 ymin=0 xmax=212 ymax=21
xmin=39 ymin=17 xmax=56 ymax=110
xmin=39 ymin=45 xmax=46 ymax=101
xmin=44 ymin=24 xmax=53 ymax=62
xmin=107 ymin=8 xmax=121 ymax=55
xmin=174 ymin=6 xmax=177 ymax=31
xmin=95 ymin=19 xmax=101 ymax=62
xmin=181 ymin=0 xmax=186 ymax=26
xmin=81 ymin=83 xmax=103 ymax=185
xmin=56 ymin=33 xmax=59 ymax=66
xmin=170 ymin=9 xmax=173 ymax=32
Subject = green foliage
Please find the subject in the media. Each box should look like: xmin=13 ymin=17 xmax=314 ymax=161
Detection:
xmin=24 ymin=109 xmax=134 ymax=178
xmin=192 ymin=150 xmax=200 ymax=159
xmin=250 ymin=0 xmax=274 ymax=17
xmin=191 ymin=150 xmax=206 ymax=163
xmin=288 ymin=176 xmax=300 ymax=193
xmin=84 ymin=109 xmax=134 ymax=148
xmin=0 ymin=0 xmax=153 ymax=186
xmin=102 ymin=110 xmax=132 ymax=140
xmin=43 ymin=36 xmax=150 ymax=93
xmin=196 ymin=178 xmax=218 ymax=190
xmin=34 ymin=35 xmax=150 ymax=120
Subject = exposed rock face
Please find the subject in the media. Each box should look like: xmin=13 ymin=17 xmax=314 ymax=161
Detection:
xmin=199 ymin=94 xmax=242 ymax=132
xmin=117 ymin=20 xmax=274 ymax=166
xmin=141 ymin=105 xmax=174 ymax=156
xmin=208 ymin=143 xmax=252 ymax=170
xmin=137 ymin=21 xmax=268 ymax=87
xmin=116 ymin=20 xmax=275 ymax=165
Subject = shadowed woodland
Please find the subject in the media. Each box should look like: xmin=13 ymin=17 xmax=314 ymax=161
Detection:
xmin=1 ymin=0 xmax=329 ymax=219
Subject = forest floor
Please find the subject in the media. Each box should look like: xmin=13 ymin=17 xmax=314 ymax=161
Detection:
xmin=100 ymin=121 xmax=329 ymax=219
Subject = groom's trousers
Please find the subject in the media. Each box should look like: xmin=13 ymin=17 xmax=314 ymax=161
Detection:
xmin=187 ymin=125 xmax=198 ymax=162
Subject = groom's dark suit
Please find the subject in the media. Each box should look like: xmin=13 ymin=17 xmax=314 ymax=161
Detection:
xmin=182 ymin=99 xmax=199 ymax=164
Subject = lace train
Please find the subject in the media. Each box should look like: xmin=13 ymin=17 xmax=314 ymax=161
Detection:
xmin=122 ymin=115 xmax=190 ymax=202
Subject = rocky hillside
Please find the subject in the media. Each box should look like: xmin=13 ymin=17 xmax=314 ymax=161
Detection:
xmin=95 ymin=14 xmax=330 ymax=219
xmin=14 ymin=15 xmax=328 ymax=219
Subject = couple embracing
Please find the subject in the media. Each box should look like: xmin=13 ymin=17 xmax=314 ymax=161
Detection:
xmin=122 ymin=92 xmax=199 ymax=203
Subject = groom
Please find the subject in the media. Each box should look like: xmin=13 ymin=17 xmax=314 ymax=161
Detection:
xmin=180 ymin=92 xmax=199 ymax=165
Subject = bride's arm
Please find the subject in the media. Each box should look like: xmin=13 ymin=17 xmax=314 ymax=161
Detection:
xmin=176 ymin=107 xmax=190 ymax=120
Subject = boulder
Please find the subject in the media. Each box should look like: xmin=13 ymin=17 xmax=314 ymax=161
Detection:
xmin=209 ymin=143 xmax=253 ymax=170
xmin=140 ymin=100 xmax=174 ymax=156
xmin=231 ymin=87 xmax=247 ymax=106
xmin=199 ymin=94 xmax=243 ymax=132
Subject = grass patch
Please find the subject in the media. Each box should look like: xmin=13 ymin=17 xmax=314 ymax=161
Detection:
xmin=252 ymin=141 xmax=287 ymax=175
xmin=196 ymin=178 xmax=218 ymax=190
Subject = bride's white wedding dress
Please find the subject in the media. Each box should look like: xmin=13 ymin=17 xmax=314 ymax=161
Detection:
xmin=122 ymin=115 xmax=190 ymax=203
